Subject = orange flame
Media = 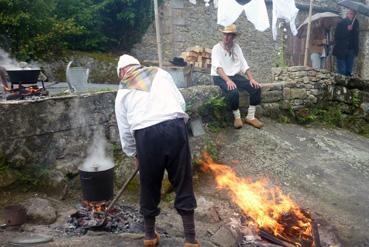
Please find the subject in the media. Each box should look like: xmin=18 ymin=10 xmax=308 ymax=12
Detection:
xmin=83 ymin=200 xmax=107 ymax=213
xmin=201 ymin=152 xmax=313 ymax=246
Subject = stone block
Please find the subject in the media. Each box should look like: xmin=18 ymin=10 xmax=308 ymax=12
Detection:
xmin=362 ymin=91 xmax=369 ymax=102
xmin=292 ymin=71 xmax=308 ymax=78
xmin=288 ymin=66 xmax=312 ymax=72
xmin=22 ymin=197 xmax=57 ymax=224
xmin=360 ymin=102 xmax=369 ymax=116
xmin=262 ymin=82 xmax=283 ymax=91
xmin=284 ymin=81 xmax=297 ymax=88
xmin=291 ymin=99 xmax=305 ymax=109
xmin=210 ymin=226 xmax=237 ymax=247
xmin=261 ymin=103 xmax=281 ymax=119
xmin=280 ymin=100 xmax=292 ymax=110
xmin=272 ymin=67 xmax=283 ymax=77
xmin=307 ymin=95 xmax=318 ymax=104
xmin=261 ymin=90 xmax=283 ymax=103
xmin=307 ymin=71 xmax=317 ymax=77
xmin=309 ymin=89 xmax=320 ymax=96
xmin=347 ymin=77 xmax=369 ymax=90
xmin=290 ymin=88 xmax=307 ymax=99
xmin=334 ymin=74 xmax=348 ymax=86
xmin=303 ymin=76 xmax=311 ymax=84
xmin=283 ymin=88 xmax=291 ymax=99
xmin=317 ymin=73 xmax=330 ymax=79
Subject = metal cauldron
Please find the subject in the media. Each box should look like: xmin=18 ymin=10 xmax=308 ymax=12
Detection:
xmin=6 ymin=69 xmax=41 ymax=84
xmin=79 ymin=166 xmax=114 ymax=202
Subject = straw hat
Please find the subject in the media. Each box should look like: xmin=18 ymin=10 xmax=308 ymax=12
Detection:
xmin=220 ymin=24 xmax=237 ymax=34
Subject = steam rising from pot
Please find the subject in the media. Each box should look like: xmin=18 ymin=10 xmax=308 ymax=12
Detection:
xmin=79 ymin=130 xmax=114 ymax=172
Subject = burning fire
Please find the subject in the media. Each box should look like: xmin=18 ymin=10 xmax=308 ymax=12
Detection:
xmin=201 ymin=153 xmax=314 ymax=246
xmin=83 ymin=200 xmax=107 ymax=213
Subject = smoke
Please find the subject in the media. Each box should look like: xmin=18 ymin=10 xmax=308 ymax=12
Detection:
xmin=79 ymin=129 xmax=115 ymax=172
xmin=0 ymin=48 xmax=40 ymax=70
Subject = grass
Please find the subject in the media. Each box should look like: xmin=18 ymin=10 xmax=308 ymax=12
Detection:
xmin=199 ymin=96 xmax=231 ymax=132
xmin=278 ymin=103 xmax=369 ymax=138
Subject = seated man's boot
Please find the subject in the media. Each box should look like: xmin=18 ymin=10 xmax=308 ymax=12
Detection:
xmin=244 ymin=118 xmax=264 ymax=129
xmin=144 ymin=232 xmax=160 ymax=247
xmin=234 ymin=117 xmax=243 ymax=129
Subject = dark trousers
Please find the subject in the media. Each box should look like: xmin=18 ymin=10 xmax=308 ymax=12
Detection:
xmin=336 ymin=49 xmax=355 ymax=76
xmin=213 ymin=74 xmax=261 ymax=111
xmin=134 ymin=118 xmax=197 ymax=218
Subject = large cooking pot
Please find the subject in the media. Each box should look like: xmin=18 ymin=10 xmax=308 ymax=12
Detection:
xmin=2 ymin=204 xmax=27 ymax=226
xmin=6 ymin=69 xmax=41 ymax=84
xmin=79 ymin=167 xmax=114 ymax=202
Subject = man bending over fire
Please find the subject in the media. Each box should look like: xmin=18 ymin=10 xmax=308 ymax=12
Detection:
xmin=211 ymin=24 xmax=263 ymax=129
xmin=115 ymin=55 xmax=200 ymax=247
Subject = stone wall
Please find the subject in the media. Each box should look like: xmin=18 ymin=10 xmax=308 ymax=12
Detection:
xmin=0 ymin=86 xmax=221 ymax=175
xmin=1 ymin=66 xmax=368 ymax=190
xmin=262 ymin=66 xmax=369 ymax=122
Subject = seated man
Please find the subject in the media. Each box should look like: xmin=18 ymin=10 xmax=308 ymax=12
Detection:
xmin=211 ymin=24 xmax=263 ymax=129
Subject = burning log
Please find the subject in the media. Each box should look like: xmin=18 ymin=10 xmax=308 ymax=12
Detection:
xmin=200 ymin=153 xmax=319 ymax=247
xmin=259 ymin=229 xmax=295 ymax=247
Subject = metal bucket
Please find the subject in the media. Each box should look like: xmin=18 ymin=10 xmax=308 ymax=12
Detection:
xmin=79 ymin=167 xmax=114 ymax=202
xmin=3 ymin=204 xmax=27 ymax=226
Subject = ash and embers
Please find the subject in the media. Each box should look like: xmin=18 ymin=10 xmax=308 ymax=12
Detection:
xmin=62 ymin=204 xmax=144 ymax=236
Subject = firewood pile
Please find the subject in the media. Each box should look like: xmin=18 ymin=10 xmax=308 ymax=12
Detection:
xmin=181 ymin=46 xmax=212 ymax=71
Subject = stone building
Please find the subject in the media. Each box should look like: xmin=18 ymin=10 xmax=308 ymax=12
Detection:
xmin=131 ymin=0 xmax=369 ymax=83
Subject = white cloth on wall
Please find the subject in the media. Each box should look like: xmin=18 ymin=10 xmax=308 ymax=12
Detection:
xmin=189 ymin=0 xmax=196 ymax=4
xmin=272 ymin=0 xmax=299 ymax=40
xmin=217 ymin=0 xmax=270 ymax=31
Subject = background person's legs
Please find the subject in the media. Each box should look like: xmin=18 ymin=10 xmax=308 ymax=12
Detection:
xmin=311 ymin=53 xmax=321 ymax=69
xmin=345 ymin=49 xmax=355 ymax=76
xmin=336 ymin=58 xmax=346 ymax=75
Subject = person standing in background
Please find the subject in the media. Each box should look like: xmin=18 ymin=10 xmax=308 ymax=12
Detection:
xmin=333 ymin=9 xmax=359 ymax=76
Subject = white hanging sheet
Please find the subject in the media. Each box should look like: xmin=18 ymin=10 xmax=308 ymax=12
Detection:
xmin=217 ymin=0 xmax=269 ymax=31
xmin=272 ymin=0 xmax=299 ymax=40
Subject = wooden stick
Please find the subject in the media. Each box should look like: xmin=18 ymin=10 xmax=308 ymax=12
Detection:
xmin=304 ymin=0 xmax=314 ymax=67
xmin=154 ymin=0 xmax=163 ymax=68
xmin=259 ymin=229 xmax=295 ymax=247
